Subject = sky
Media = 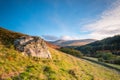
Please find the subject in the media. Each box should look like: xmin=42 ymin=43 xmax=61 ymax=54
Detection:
xmin=0 ymin=0 xmax=120 ymax=41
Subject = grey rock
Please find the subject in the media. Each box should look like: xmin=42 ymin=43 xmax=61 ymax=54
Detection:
xmin=14 ymin=36 xmax=51 ymax=58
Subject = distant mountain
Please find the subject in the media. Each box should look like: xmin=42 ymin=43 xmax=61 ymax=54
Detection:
xmin=50 ymin=39 xmax=96 ymax=47
xmin=45 ymin=41 xmax=60 ymax=49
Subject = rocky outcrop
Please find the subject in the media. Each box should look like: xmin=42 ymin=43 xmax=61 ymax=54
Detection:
xmin=14 ymin=36 xmax=51 ymax=58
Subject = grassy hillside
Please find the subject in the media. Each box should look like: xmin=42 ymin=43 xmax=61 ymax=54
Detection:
xmin=0 ymin=45 xmax=120 ymax=80
xmin=75 ymin=35 xmax=120 ymax=65
xmin=76 ymin=35 xmax=120 ymax=56
xmin=0 ymin=27 xmax=120 ymax=80
xmin=0 ymin=27 xmax=58 ymax=49
xmin=0 ymin=27 xmax=25 ymax=47
xmin=83 ymin=57 xmax=120 ymax=71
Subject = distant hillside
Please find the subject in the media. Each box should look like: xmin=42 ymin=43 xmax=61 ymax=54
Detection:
xmin=75 ymin=35 xmax=120 ymax=65
xmin=45 ymin=41 xmax=60 ymax=49
xmin=76 ymin=35 xmax=120 ymax=55
xmin=50 ymin=39 xmax=96 ymax=47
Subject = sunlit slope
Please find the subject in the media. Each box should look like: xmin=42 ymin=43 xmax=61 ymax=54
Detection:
xmin=0 ymin=45 xmax=120 ymax=80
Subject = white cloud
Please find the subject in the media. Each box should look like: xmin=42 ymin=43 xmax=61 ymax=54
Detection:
xmin=60 ymin=35 xmax=80 ymax=40
xmin=60 ymin=35 xmax=92 ymax=40
xmin=83 ymin=0 xmax=120 ymax=39
xmin=42 ymin=35 xmax=90 ymax=41
xmin=42 ymin=35 xmax=80 ymax=41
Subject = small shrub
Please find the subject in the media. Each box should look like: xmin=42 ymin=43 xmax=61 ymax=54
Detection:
xmin=68 ymin=69 xmax=78 ymax=79
xmin=68 ymin=69 xmax=76 ymax=76
xmin=44 ymin=66 xmax=52 ymax=72
xmin=16 ymin=72 xmax=29 ymax=80
xmin=114 ymin=56 xmax=120 ymax=65
xmin=43 ymin=66 xmax=56 ymax=80
xmin=98 ymin=58 xmax=104 ymax=62
xmin=26 ymin=65 xmax=36 ymax=72
xmin=59 ymin=47 xmax=83 ymax=58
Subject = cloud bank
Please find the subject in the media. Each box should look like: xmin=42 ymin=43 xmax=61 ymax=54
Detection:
xmin=60 ymin=35 xmax=80 ymax=40
xmin=83 ymin=0 xmax=120 ymax=39
xmin=42 ymin=35 xmax=80 ymax=41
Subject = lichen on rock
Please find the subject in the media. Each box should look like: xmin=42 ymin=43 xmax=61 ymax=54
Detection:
xmin=14 ymin=36 xmax=51 ymax=58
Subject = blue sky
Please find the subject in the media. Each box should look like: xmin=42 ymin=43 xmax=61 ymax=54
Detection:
xmin=0 ymin=0 xmax=120 ymax=41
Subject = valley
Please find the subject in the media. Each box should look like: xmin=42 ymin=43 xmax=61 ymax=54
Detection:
xmin=1 ymin=0 xmax=120 ymax=80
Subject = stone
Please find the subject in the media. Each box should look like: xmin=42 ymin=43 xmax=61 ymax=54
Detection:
xmin=14 ymin=36 xmax=51 ymax=58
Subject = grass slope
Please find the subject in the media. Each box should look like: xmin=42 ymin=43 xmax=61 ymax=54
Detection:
xmin=0 ymin=45 xmax=120 ymax=80
xmin=0 ymin=27 xmax=25 ymax=47
xmin=0 ymin=27 xmax=120 ymax=80
xmin=83 ymin=57 xmax=120 ymax=72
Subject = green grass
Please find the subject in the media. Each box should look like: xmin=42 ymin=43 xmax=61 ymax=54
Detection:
xmin=0 ymin=45 xmax=120 ymax=80
xmin=84 ymin=57 xmax=120 ymax=70
xmin=106 ymin=63 xmax=120 ymax=70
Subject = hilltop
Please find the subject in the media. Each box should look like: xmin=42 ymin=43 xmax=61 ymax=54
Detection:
xmin=50 ymin=39 xmax=96 ymax=47
xmin=0 ymin=27 xmax=120 ymax=80
xmin=0 ymin=27 xmax=58 ymax=49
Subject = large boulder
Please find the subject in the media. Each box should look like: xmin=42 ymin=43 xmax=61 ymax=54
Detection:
xmin=14 ymin=36 xmax=51 ymax=58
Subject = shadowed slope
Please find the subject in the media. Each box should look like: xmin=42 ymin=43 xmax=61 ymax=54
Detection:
xmin=0 ymin=27 xmax=25 ymax=47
